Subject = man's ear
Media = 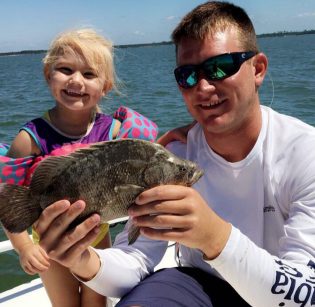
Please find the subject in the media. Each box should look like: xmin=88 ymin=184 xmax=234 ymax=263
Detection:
xmin=254 ymin=53 xmax=268 ymax=88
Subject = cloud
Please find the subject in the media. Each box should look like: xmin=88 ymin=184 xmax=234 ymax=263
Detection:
xmin=133 ymin=30 xmax=145 ymax=36
xmin=166 ymin=16 xmax=176 ymax=20
xmin=297 ymin=12 xmax=315 ymax=17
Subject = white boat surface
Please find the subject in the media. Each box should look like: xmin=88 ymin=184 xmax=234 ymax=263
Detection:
xmin=0 ymin=217 xmax=177 ymax=306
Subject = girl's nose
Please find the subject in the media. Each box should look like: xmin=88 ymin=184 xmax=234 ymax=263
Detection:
xmin=69 ymin=71 xmax=84 ymax=85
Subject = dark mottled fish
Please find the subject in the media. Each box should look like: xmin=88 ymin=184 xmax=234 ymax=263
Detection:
xmin=0 ymin=139 xmax=203 ymax=244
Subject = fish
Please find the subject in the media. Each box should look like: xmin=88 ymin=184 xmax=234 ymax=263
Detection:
xmin=0 ymin=139 xmax=203 ymax=244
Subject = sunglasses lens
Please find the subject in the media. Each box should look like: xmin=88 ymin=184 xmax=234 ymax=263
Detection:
xmin=203 ymin=54 xmax=238 ymax=80
xmin=174 ymin=66 xmax=198 ymax=89
xmin=174 ymin=52 xmax=255 ymax=88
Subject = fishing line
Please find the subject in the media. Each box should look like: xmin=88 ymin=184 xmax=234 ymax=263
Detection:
xmin=266 ymin=70 xmax=275 ymax=107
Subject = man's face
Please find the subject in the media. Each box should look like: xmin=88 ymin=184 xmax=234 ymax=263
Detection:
xmin=176 ymin=28 xmax=260 ymax=137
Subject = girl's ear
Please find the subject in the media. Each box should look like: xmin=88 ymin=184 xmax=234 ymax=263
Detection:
xmin=102 ymin=88 xmax=108 ymax=97
xmin=43 ymin=66 xmax=51 ymax=83
xmin=254 ymin=52 xmax=268 ymax=88
xmin=102 ymin=81 xmax=113 ymax=96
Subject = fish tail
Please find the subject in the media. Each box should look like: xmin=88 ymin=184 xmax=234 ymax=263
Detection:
xmin=0 ymin=183 xmax=41 ymax=233
xmin=128 ymin=223 xmax=141 ymax=245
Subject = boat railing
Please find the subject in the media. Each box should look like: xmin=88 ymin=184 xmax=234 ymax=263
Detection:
xmin=0 ymin=216 xmax=129 ymax=255
xmin=0 ymin=236 xmax=26 ymax=254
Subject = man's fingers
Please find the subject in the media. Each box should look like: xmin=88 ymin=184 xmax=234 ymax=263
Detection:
xmin=135 ymin=185 xmax=190 ymax=205
xmin=130 ymin=186 xmax=195 ymax=218
xmin=49 ymin=226 xmax=100 ymax=267
xmin=34 ymin=200 xmax=71 ymax=234
xmin=46 ymin=214 xmax=101 ymax=258
xmin=38 ymin=200 xmax=87 ymax=250
xmin=133 ymin=213 xmax=191 ymax=229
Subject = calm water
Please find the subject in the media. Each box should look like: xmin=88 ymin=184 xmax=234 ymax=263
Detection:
xmin=0 ymin=34 xmax=314 ymax=292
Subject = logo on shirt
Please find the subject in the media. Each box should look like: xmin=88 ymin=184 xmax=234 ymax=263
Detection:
xmin=271 ymin=259 xmax=315 ymax=306
xmin=264 ymin=205 xmax=275 ymax=212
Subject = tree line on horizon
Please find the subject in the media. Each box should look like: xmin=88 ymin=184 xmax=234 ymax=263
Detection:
xmin=257 ymin=29 xmax=315 ymax=38
xmin=1 ymin=29 xmax=314 ymax=56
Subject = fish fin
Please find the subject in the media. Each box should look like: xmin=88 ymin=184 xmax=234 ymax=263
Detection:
xmin=128 ymin=223 xmax=141 ymax=245
xmin=66 ymin=142 xmax=107 ymax=159
xmin=30 ymin=143 xmax=107 ymax=193
xmin=0 ymin=183 xmax=41 ymax=233
xmin=71 ymin=139 xmax=157 ymax=164
xmin=30 ymin=155 xmax=76 ymax=193
xmin=114 ymin=184 xmax=145 ymax=204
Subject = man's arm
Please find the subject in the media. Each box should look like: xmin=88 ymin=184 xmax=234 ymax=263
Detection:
xmin=36 ymin=200 xmax=168 ymax=297
xmin=208 ymin=226 xmax=315 ymax=307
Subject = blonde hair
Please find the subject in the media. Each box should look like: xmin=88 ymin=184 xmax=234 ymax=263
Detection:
xmin=172 ymin=1 xmax=259 ymax=54
xmin=43 ymin=28 xmax=117 ymax=95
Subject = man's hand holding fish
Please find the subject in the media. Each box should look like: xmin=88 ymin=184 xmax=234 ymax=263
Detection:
xmin=129 ymin=184 xmax=231 ymax=259
xmin=35 ymin=199 xmax=102 ymax=281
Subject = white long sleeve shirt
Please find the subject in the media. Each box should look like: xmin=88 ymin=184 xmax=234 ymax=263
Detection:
xmin=85 ymin=106 xmax=315 ymax=306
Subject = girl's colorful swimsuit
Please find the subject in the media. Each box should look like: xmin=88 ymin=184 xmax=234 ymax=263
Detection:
xmin=23 ymin=112 xmax=115 ymax=155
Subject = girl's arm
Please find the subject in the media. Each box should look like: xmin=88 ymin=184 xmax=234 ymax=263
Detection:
xmin=7 ymin=130 xmax=41 ymax=158
xmin=4 ymin=130 xmax=49 ymax=274
xmin=111 ymin=119 xmax=122 ymax=139
xmin=157 ymin=121 xmax=196 ymax=147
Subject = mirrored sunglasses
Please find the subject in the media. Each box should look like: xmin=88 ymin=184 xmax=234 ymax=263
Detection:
xmin=174 ymin=51 xmax=256 ymax=89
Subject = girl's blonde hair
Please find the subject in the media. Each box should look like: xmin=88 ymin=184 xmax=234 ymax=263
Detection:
xmin=43 ymin=28 xmax=117 ymax=94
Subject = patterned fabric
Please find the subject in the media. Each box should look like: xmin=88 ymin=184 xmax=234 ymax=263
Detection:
xmin=114 ymin=106 xmax=158 ymax=141
xmin=0 ymin=155 xmax=33 ymax=185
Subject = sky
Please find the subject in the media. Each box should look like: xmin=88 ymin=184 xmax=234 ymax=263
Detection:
xmin=0 ymin=0 xmax=314 ymax=53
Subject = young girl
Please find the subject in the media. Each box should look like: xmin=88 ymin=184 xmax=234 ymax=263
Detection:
xmin=3 ymin=28 xmax=157 ymax=307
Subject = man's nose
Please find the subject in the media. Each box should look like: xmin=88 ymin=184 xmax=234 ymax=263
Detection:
xmin=196 ymin=72 xmax=216 ymax=91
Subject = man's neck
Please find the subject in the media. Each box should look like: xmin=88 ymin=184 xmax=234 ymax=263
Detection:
xmin=203 ymin=109 xmax=262 ymax=163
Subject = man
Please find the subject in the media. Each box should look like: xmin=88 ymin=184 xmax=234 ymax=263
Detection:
xmin=36 ymin=2 xmax=315 ymax=306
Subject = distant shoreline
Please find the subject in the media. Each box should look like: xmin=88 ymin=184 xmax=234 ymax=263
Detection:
xmin=1 ymin=29 xmax=314 ymax=56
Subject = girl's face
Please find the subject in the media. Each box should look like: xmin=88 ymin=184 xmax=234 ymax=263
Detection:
xmin=47 ymin=52 xmax=107 ymax=112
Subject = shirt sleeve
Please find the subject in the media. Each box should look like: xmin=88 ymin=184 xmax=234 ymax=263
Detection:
xmin=81 ymin=220 xmax=168 ymax=297
xmin=207 ymin=226 xmax=315 ymax=307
